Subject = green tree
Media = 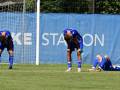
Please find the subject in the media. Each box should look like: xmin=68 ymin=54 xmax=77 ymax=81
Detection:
xmin=40 ymin=0 xmax=120 ymax=14
xmin=41 ymin=0 xmax=63 ymax=13
xmin=41 ymin=0 xmax=89 ymax=13
xmin=95 ymin=0 xmax=120 ymax=14
xmin=60 ymin=0 xmax=89 ymax=13
xmin=25 ymin=0 xmax=36 ymax=12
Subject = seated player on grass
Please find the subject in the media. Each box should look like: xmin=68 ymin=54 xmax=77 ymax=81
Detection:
xmin=89 ymin=55 xmax=120 ymax=72
xmin=0 ymin=30 xmax=14 ymax=69
xmin=64 ymin=28 xmax=83 ymax=72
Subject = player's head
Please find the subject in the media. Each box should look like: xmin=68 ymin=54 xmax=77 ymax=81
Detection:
xmin=1 ymin=32 xmax=6 ymax=44
xmin=1 ymin=32 xmax=6 ymax=36
xmin=104 ymin=55 xmax=110 ymax=61
xmin=96 ymin=54 xmax=102 ymax=62
xmin=64 ymin=29 xmax=72 ymax=40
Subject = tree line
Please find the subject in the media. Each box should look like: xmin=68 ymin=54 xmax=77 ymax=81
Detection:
xmin=0 ymin=0 xmax=120 ymax=14
xmin=41 ymin=0 xmax=120 ymax=14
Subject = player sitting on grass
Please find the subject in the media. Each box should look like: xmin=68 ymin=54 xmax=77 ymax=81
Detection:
xmin=89 ymin=55 xmax=120 ymax=72
xmin=64 ymin=28 xmax=83 ymax=72
xmin=0 ymin=30 xmax=14 ymax=69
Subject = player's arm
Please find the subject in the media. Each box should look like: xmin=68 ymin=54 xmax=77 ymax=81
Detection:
xmin=89 ymin=57 xmax=100 ymax=72
xmin=0 ymin=35 xmax=2 ymax=42
xmin=79 ymin=35 xmax=83 ymax=52
xmin=5 ymin=31 xmax=12 ymax=41
xmin=7 ymin=35 xmax=12 ymax=40
xmin=0 ymin=32 xmax=3 ymax=42
xmin=97 ymin=57 xmax=106 ymax=71
xmin=74 ymin=35 xmax=83 ymax=53
xmin=74 ymin=31 xmax=83 ymax=52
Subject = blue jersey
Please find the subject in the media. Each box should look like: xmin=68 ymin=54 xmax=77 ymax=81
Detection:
xmin=64 ymin=29 xmax=83 ymax=51
xmin=0 ymin=30 xmax=12 ymax=42
xmin=93 ymin=56 xmax=113 ymax=71
xmin=0 ymin=30 xmax=13 ymax=51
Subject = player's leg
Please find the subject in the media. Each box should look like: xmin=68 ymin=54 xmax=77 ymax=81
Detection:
xmin=73 ymin=38 xmax=82 ymax=72
xmin=66 ymin=49 xmax=72 ymax=72
xmin=115 ymin=66 xmax=120 ymax=71
xmin=111 ymin=65 xmax=120 ymax=71
xmin=0 ymin=44 xmax=4 ymax=64
xmin=7 ymin=40 xmax=14 ymax=69
xmin=0 ymin=49 xmax=2 ymax=64
xmin=8 ymin=50 xmax=14 ymax=69
xmin=77 ymin=49 xmax=82 ymax=72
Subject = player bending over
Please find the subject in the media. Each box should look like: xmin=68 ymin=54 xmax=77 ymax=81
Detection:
xmin=64 ymin=28 xmax=83 ymax=72
xmin=0 ymin=30 xmax=14 ymax=69
xmin=89 ymin=55 xmax=120 ymax=72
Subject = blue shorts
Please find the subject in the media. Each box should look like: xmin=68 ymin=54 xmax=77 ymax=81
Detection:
xmin=68 ymin=41 xmax=80 ymax=52
xmin=0 ymin=40 xmax=14 ymax=51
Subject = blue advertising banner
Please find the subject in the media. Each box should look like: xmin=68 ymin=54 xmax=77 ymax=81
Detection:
xmin=0 ymin=13 xmax=120 ymax=64
xmin=40 ymin=13 xmax=120 ymax=64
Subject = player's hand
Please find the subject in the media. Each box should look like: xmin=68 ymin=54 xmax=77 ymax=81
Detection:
xmin=78 ymin=49 xmax=83 ymax=53
xmin=96 ymin=68 xmax=102 ymax=72
xmin=88 ymin=68 xmax=96 ymax=72
xmin=80 ymin=49 xmax=83 ymax=53
xmin=88 ymin=68 xmax=102 ymax=72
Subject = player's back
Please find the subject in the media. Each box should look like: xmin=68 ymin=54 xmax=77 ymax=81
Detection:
xmin=64 ymin=29 xmax=83 ymax=49
xmin=71 ymin=29 xmax=83 ymax=48
xmin=0 ymin=30 xmax=12 ymax=45
xmin=71 ymin=29 xmax=79 ymax=37
xmin=99 ymin=57 xmax=113 ymax=70
xmin=64 ymin=29 xmax=82 ymax=39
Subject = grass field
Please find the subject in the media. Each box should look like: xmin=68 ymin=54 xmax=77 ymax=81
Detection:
xmin=0 ymin=64 xmax=120 ymax=90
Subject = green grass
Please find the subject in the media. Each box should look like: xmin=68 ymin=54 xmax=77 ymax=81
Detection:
xmin=0 ymin=64 xmax=120 ymax=90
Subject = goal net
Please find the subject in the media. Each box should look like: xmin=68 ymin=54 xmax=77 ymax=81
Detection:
xmin=0 ymin=0 xmax=37 ymax=64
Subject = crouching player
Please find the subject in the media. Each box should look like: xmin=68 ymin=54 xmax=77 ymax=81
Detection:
xmin=64 ymin=29 xmax=83 ymax=72
xmin=0 ymin=30 xmax=14 ymax=69
xmin=89 ymin=55 xmax=120 ymax=72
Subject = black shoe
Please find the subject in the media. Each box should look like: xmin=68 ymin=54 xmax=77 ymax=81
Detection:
xmin=9 ymin=66 xmax=13 ymax=69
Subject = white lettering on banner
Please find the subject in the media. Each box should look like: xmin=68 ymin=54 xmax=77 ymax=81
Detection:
xmin=57 ymin=34 xmax=66 ymax=46
xmin=50 ymin=33 xmax=58 ymax=46
xmin=11 ymin=32 xmax=104 ymax=46
xmin=11 ymin=32 xmax=32 ymax=45
xmin=42 ymin=33 xmax=66 ymax=46
xmin=83 ymin=34 xmax=93 ymax=47
xmin=12 ymin=33 xmax=22 ymax=45
xmin=83 ymin=34 xmax=104 ymax=47
xmin=94 ymin=34 xmax=104 ymax=46
xmin=42 ymin=33 xmax=49 ymax=46
xmin=24 ymin=33 xmax=32 ymax=45
xmin=42 ymin=33 xmax=105 ymax=47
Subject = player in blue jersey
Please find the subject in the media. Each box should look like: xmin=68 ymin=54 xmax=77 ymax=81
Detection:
xmin=64 ymin=29 xmax=83 ymax=72
xmin=89 ymin=55 xmax=120 ymax=72
xmin=0 ymin=30 xmax=14 ymax=69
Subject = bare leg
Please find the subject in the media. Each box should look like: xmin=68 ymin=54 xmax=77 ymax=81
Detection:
xmin=0 ymin=49 xmax=2 ymax=64
xmin=77 ymin=49 xmax=82 ymax=72
xmin=66 ymin=49 xmax=72 ymax=72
